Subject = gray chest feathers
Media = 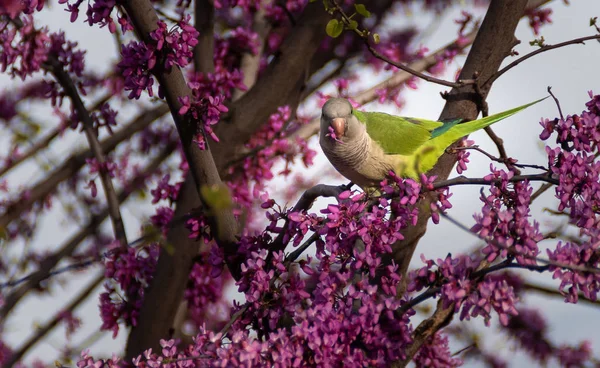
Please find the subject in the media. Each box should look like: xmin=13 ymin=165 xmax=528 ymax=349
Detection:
xmin=319 ymin=132 xmax=394 ymax=188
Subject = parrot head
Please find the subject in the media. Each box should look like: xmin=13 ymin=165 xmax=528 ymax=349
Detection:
xmin=320 ymin=98 xmax=363 ymax=142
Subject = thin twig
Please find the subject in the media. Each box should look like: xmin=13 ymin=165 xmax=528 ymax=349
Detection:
xmin=0 ymin=104 xmax=169 ymax=230
xmin=0 ymin=144 xmax=175 ymax=319
xmin=485 ymin=34 xmax=600 ymax=88
xmin=437 ymin=209 xmax=600 ymax=275
xmin=285 ymin=232 xmax=320 ymax=263
xmin=530 ymin=182 xmax=553 ymax=202
xmin=452 ymin=145 xmax=547 ymax=171
xmin=0 ymin=93 xmax=112 ymax=178
xmin=4 ymin=273 xmax=104 ymax=368
xmin=547 ymin=86 xmax=564 ymax=120
xmin=328 ymin=0 xmax=470 ymax=89
xmin=523 ymin=281 xmax=600 ymax=307
xmin=430 ymin=173 xmax=558 ymax=190
xmin=271 ymin=183 xmax=347 ymax=253
xmin=45 ymin=56 xmax=128 ymax=246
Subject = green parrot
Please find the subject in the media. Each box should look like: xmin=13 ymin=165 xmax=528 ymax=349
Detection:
xmin=319 ymin=97 xmax=546 ymax=189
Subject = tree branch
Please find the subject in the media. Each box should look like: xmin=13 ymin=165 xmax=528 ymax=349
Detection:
xmin=0 ymin=143 xmax=175 ymax=319
xmin=193 ymin=0 xmax=215 ymax=74
xmin=45 ymin=56 xmax=128 ymax=246
xmin=430 ymin=173 xmax=558 ymax=190
xmin=213 ymin=2 xmax=330 ymax=159
xmin=388 ymin=1 xmax=531 ymax=365
xmin=272 ymin=183 xmax=347 ymax=253
xmin=122 ymin=0 xmax=240 ymax=265
xmin=231 ymin=3 xmax=271 ymax=101
xmin=0 ymin=104 xmax=169 ymax=230
xmin=523 ymin=281 xmax=600 ymax=307
xmin=4 ymin=273 xmax=104 ymax=368
xmin=484 ymin=34 xmax=600 ymax=88
xmin=125 ymin=2 xmax=336 ymax=358
xmin=0 ymin=93 xmax=111 ymax=178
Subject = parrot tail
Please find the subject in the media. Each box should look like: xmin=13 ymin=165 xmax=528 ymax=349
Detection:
xmin=434 ymin=96 xmax=548 ymax=143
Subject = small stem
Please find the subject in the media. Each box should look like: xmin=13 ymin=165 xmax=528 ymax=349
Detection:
xmin=547 ymin=86 xmax=564 ymax=120
xmin=485 ymin=34 xmax=600 ymax=88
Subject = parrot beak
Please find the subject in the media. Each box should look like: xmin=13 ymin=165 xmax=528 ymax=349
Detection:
xmin=331 ymin=118 xmax=346 ymax=137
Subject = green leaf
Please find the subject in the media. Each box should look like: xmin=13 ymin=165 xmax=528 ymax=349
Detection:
xmin=590 ymin=17 xmax=598 ymax=26
xmin=354 ymin=4 xmax=371 ymax=18
xmin=529 ymin=36 xmax=545 ymax=47
xmin=326 ymin=19 xmax=344 ymax=38
xmin=201 ymin=184 xmax=233 ymax=210
xmin=372 ymin=33 xmax=380 ymax=44
xmin=347 ymin=20 xmax=358 ymax=30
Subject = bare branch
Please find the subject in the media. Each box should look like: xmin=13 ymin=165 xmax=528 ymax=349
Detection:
xmin=4 ymin=273 xmax=104 ymax=368
xmin=547 ymin=86 xmax=564 ymax=120
xmin=272 ymin=183 xmax=348 ymax=253
xmin=0 ymin=143 xmax=175 ymax=318
xmin=329 ymin=0 xmax=471 ymax=89
xmin=523 ymin=281 xmax=600 ymax=307
xmin=121 ymin=0 xmax=241 ymax=275
xmin=232 ymin=4 xmax=271 ymax=101
xmin=0 ymin=105 xmax=169 ymax=230
xmin=194 ymin=0 xmax=215 ymax=73
xmin=45 ymin=56 xmax=128 ymax=245
xmin=431 ymin=173 xmax=558 ymax=190
xmin=531 ymin=182 xmax=553 ymax=202
xmin=0 ymin=93 xmax=111 ymax=178
xmin=484 ymin=34 xmax=600 ymax=88
xmin=364 ymin=42 xmax=468 ymax=89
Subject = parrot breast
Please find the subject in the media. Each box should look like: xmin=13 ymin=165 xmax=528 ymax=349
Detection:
xmin=319 ymin=130 xmax=395 ymax=189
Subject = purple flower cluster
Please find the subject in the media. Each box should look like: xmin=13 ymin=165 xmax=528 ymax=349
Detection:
xmin=214 ymin=26 xmax=260 ymax=69
xmin=133 ymin=178 xmax=429 ymax=366
xmin=119 ymin=17 xmax=198 ymax=99
xmin=99 ymin=242 xmax=159 ymax=337
xmin=58 ymin=310 xmax=82 ymax=339
xmin=184 ymin=255 xmax=231 ymax=330
xmin=226 ymin=106 xmax=316 ymax=221
xmin=505 ymin=308 xmax=552 ymax=363
xmin=179 ymin=95 xmax=228 ymax=150
xmin=504 ymin=308 xmax=593 ymax=366
xmin=150 ymin=16 xmax=198 ymax=70
xmin=556 ymin=341 xmax=592 ymax=367
xmin=264 ymin=0 xmax=307 ymax=24
xmin=409 ymin=255 xmax=519 ymax=327
xmin=546 ymin=240 xmax=600 ymax=303
xmin=118 ymin=41 xmax=156 ymax=100
xmin=525 ymin=7 xmax=553 ymax=35
xmin=455 ymin=138 xmax=475 ymax=174
xmin=187 ymin=66 xmax=246 ymax=100
xmin=150 ymin=206 xmax=174 ymax=237
xmin=150 ymin=174 xmax=182 ymax=204
xmin=413 ymin=333 xmax=463 ymax=368
xmin=0 ymin=16 xmax=50 ymax=79
xmin=471 ymin=165 xmax=542 ymax=266
xmin=540 ymin=92 xmax=600 ymax=303
xmin=92 ymin=103 xmax=118 ymax=133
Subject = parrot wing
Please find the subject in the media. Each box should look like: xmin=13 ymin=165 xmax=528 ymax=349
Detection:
xmin=353 ymin=110 xmax=445 ymax=155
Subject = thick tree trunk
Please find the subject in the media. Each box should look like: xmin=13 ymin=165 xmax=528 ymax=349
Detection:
xmin=391 ymin=1 xmax=530 ymax=366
